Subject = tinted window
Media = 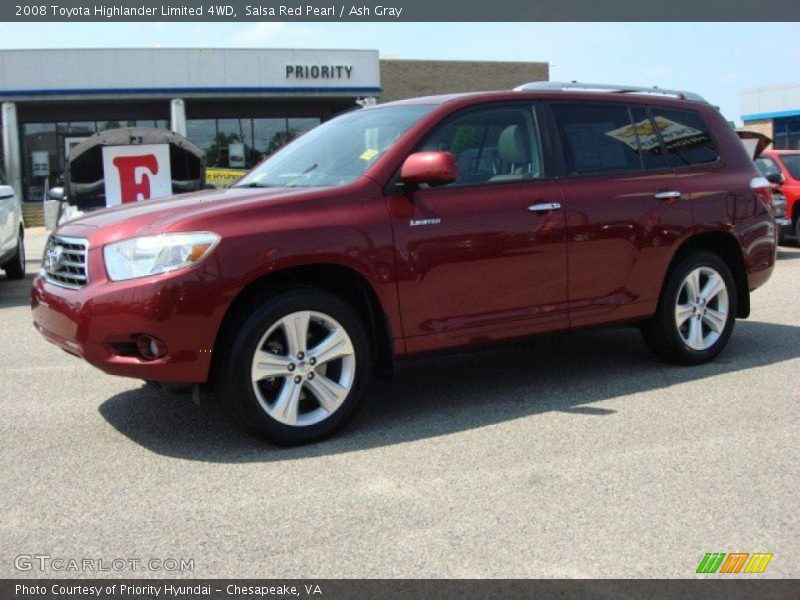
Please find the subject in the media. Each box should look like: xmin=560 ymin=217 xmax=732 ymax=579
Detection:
xmin=648 ymin=108 xmax=719 ymax=167
xmin=0 ymin=167 xmax=6 ymax=185
xmin=755 ymin=156 xmax=781 ymax=178
xmin=780 ymin=154 xmax=800 ymax=179
xmin=551 ymin=103 xmax=642 ymax=175
xmin=418 ymin=105 xmax=543 ymax=185
xmin=629 ymin=106 xmax=668 ymax=170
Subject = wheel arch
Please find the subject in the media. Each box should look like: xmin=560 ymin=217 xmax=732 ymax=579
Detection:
xmin=663 ymin=231 xmax=750 ymax=319
xmin=211 ymin=263 xmax=395 ymax=383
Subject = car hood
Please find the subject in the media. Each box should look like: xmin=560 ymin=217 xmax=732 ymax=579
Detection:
xmin=55 ymin=186 xmax=335 ymax=242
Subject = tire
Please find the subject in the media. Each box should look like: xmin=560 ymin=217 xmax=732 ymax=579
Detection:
xmin=215 ymin=288 xmax=372 ymax=445
xmin=2 ymin=228 xmax=25 ymax=280
xmin=642 ymin=252 xmax=737 ymax=365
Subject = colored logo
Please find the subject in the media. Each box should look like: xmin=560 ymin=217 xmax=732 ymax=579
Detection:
xmin=44 ymin=244 xmax=64 ymax=272
xmin=696 ymin=552 xmax=773 ymax=574
xmin=112 ymin=154 xmax=159 ymax=203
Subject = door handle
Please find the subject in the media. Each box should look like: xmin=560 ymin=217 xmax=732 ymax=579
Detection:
xmin=527 ymin=202 xmax=561 ymax=213
xmin=654 ymin=190 xmax=681 ymax=200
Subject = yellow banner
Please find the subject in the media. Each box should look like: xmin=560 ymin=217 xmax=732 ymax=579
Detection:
xmin=206 ymin=168 xmax=247 ymax=188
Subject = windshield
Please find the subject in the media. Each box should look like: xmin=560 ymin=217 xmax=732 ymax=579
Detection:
xmin=234 ymin=104 xmax=435 ymax=189
xmin=780 ymin=154 xmax=800 ymax=179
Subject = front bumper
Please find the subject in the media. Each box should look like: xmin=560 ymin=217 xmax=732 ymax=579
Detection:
xmin=31 ymin=259 xmax=232 ymax=383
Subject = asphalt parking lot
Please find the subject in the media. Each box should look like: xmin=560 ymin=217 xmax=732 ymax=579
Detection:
xmin=1 ymin=229 xmax=798 ymax=579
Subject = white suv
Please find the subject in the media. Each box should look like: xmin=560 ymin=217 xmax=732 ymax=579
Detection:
xmin=0 ymin=167 xmax=25 ymax=280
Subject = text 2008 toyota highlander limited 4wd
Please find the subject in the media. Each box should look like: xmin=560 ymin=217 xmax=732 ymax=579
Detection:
xmin=32 ymin=83 xmax=777 ymax=444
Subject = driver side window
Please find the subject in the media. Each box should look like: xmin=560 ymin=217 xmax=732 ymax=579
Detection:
xmin=418 ymin=105 xmax=543 ymax=186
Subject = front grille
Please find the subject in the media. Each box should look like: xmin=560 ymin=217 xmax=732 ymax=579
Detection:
xmin=42 ymin=235 xmax=89 ymax=289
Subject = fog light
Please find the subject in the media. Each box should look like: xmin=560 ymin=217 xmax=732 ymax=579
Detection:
xmin=136 ymin=335 xmax=167 ymax=360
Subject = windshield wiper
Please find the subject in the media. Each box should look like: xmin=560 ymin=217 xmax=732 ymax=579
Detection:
xmin=232 ymin=181 xmax=275 ymax=188
xmin=285 ymin=164 xmax=318 ymax=187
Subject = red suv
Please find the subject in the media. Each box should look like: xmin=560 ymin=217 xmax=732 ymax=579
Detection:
xmin=32 ymin=82 xmax=777 ymax=444
xmin=755 ymin=149 xmax=800 ymax=243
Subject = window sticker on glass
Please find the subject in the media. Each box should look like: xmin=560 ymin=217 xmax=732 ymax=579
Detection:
xmin=604 ymin=116 xmax=704 ymax=154
xmin=359 ymin=149 xmax=379 ymax=161
xmin=605 ymin=118 xmax=667 ymax=152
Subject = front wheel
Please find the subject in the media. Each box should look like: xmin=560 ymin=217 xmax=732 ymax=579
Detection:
xmin=642 ymin=252 xmax=737 ymax=365
xmin=215 ymin=289 xmax=371 ymax=445
xmin=2 ymin=229 xmax=25 ymax=280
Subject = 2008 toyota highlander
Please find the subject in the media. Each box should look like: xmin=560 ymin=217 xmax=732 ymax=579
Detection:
xmin=32 ymin=82 xmax=777 ymax=444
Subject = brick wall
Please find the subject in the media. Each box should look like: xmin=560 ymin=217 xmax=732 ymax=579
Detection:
xmin=740 ymin=119 xmax=773 ymax=139
xmin=379 ymin=60 xmax=549 ymax=103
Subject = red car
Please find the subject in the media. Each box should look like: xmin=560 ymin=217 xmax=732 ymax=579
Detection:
xmin=32 ymin=82 xmax=777 ymax=444
xmin=755 ymin=149 xmax=800 ymax=243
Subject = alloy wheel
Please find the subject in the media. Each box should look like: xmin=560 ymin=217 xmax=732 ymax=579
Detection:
xmin=250 ymin=311 xmax=356 ymax=427
xmin=674 ymin=266 xmax=729 ymax=351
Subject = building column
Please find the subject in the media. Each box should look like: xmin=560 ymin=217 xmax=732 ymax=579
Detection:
xmin=170 ymin=98 xmax=186 ymax=137
xmin=2 ymin=102 xmax=22 ymax=201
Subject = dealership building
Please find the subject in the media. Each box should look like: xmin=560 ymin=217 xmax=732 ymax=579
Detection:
xmin=0 ymin=48 xmax=548 ymax=208
xmin=741 ymin=82 xmax=800 ymax=149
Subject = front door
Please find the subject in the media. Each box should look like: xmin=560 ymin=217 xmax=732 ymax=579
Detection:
xmin=387 ymin=103 xmax=569 ymax=354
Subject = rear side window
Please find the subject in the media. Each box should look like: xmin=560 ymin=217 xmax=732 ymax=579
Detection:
xmin=647 ymin=107 xmax=719 ymax=167
xmin=551 ymin=103 xmax=642 ymax=175
xmin=629 ymin=106 xmax=669 ymax=170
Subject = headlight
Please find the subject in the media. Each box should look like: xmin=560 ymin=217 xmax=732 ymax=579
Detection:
xmin=771 ymin=193 xmax=786 ymax=219
xmin=103 ymin=232 xmax=219 ymax=281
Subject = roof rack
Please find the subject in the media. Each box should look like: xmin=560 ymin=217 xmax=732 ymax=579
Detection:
xmin=512 ymin=81 xmax=708 ymax=104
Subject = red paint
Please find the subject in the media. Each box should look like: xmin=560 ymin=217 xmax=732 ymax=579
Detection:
xmin=400 ymin=151 xmax=458 ymax=185
xmin=111 ymin=154 xmax=159 ymax=203
xmin=32 ymin=90 xmax=776 ymax=383
xmin=761 ymin=149 xmax=800 ymax=227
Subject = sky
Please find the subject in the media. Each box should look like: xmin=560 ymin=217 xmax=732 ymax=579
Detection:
xmin=1 ymin=22 xmax=798 ymax=125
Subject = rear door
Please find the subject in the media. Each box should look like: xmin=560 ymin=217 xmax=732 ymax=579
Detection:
xmin=387 ymin=102 xmax=569 ymax=353
xmin=547 ymin=101 xmax=693 ymax=327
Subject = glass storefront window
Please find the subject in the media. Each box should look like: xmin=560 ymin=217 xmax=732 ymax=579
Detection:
xmin=288 ymin=117 xmax=321 ymax=140
xmin=253 ymin=118 xmax=289 ymax=163
xmin=68 ymin=121 xmax=97 ymax=135
xmin=187 ymin=119 xmax=218 ymax=167
xmin=217 ymin=118 xmax=253 ymax=169
xmin=22 ymin=123 xmax=57 ymax=201
xmin=774 ymin=116 xmax=800 ymax=150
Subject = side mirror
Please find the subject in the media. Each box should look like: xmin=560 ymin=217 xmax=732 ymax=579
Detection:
xmin=765 ymin=172 xmax=784 ymax=185
xmin=401 ymin=151 xmax=458 ymax=186
xmin=48 ymin=187 xmax=65 ymax=201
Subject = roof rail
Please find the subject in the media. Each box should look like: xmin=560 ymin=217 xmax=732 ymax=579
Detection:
xmin=512 ymin=81 xmax=708 ymax=104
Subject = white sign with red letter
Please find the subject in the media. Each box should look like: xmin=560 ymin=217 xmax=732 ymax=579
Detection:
xmin=102 ymin=144 xmax=172 ymax=206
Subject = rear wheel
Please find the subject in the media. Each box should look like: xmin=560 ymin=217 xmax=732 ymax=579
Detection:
xmin=215 ymin=288 xmax=371 ymax=445
xmin=642 ymin=252 xmax=736 ymax=365
xmin=2 ymin=228 xmax=25 ymax=280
